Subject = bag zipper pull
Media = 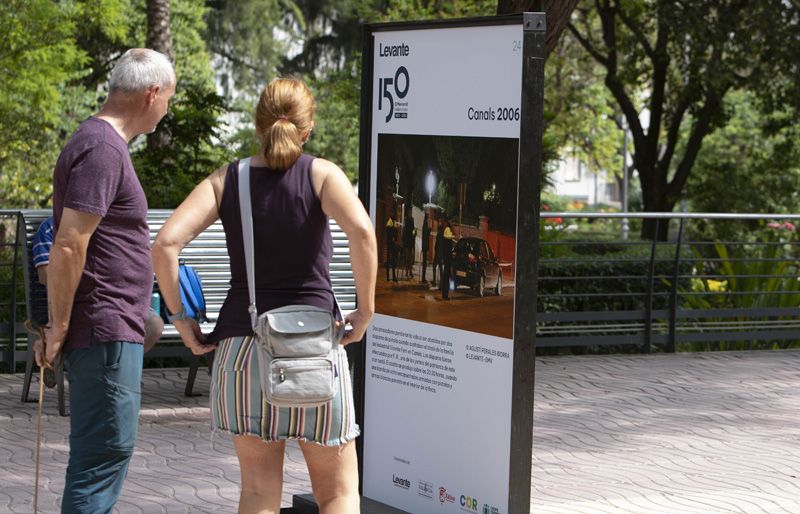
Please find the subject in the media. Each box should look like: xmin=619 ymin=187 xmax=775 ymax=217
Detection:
xmin=279 ymin=368 xmax=286 ymax=382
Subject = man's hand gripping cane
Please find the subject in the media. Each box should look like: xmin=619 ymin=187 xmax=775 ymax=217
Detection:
xmin=27 ymin=320 xmax=63 ymax=388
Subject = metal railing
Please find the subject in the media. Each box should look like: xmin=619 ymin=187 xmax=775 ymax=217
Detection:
xmin=2 ymin=210 xmax=799 ymax=370
xmin=537 ymin=212 xmax=800 ymax=352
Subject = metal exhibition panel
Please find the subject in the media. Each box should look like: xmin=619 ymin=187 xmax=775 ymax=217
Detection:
xmin=356 ymin=13 xmax=544 ymax=514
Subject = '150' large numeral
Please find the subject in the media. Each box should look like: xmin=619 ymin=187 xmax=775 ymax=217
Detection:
xmin=379 ymin=66 xmax=409 ymax=123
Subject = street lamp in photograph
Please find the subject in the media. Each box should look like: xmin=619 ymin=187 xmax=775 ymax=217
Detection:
xmin=424 ymin=170 xmax=438 ymax=209
xmin=392 ymin=166 xmax=403 ymax=202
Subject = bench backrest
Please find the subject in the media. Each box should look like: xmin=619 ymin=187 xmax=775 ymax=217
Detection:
xmin=146 ymin=210 xmax=228 ymax=336
xmin=19 ymin=209 xmax=356 ymax=339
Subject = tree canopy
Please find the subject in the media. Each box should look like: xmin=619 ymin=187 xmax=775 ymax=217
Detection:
xmin=2 ymin=0 xmax=798 ymax=231
xmin=569 ymin=0 xmax=800 ymax=238
xmin=0 ymin=1 xmax=89 ymax=206
xmin=686 ymin=90 xmax=800 ymax=240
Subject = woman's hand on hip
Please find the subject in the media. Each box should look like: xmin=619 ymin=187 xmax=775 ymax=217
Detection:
xmin=175 ymin=319 xmax=216 ymax=355
xmin=340 ymin=308 xmax=373 ymax=346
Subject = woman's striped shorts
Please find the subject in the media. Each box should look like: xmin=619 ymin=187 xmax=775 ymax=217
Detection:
xmin=210 ymin=335 xmax=360 ymax=446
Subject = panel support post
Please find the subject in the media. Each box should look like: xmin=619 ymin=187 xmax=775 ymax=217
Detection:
xmin=508 ymin=11 xmax=545 ymax=514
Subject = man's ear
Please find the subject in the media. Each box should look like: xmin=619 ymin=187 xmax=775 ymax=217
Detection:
xmin=145 ymin=84 xmax=161 ymax=107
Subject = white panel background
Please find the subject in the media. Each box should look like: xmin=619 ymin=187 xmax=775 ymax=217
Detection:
xmin=363 ymin=23 xmax=523 ymax=514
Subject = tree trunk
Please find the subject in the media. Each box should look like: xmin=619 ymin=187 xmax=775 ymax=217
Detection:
xmin=640 ymin=173 xmax=675 ymax=241
xmin=146 ymin=0 xmax=173 ymax=149
xmin=641 ymin=217 xmax=672 ymax=241
xmin=146 ymin=0 xmax=173 ymax=62
xmin=497 ymin=0 xmax=579 ymax=57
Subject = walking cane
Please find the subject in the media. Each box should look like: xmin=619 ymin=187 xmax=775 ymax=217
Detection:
xmin=25 ymin=320 xmax=50 ymax=514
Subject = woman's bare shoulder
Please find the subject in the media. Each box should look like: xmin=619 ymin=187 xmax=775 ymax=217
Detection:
xmin=311 ymin=157 xmax=347 ymax=197
xmin=311 ymin=157 xmax=343 ymax=174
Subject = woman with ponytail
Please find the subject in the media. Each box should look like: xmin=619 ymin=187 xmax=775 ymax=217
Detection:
xmin=153 ymin=77 xmax=377 ymax=513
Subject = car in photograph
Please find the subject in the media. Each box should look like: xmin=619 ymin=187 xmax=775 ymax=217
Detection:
xmin=451 ymin=237 xmax=503 ymax=297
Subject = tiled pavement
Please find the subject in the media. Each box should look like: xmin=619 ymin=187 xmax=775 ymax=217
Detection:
xmin=2 ymin=350 xmax=800 ymax=513
xmin=532 ymin=350 xmax=800 ymax=514
xmin=1 ymin=368 xmax=314 ymax=513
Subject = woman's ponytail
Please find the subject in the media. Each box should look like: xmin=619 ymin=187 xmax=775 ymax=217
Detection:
xmin=264 ymin=118 xmax=302 ymax=170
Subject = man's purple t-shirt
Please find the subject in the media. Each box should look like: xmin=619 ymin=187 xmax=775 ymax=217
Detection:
xmin=52 ymin=117 xmax=152 ymax=350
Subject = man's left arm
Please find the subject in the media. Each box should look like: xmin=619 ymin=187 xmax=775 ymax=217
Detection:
xmin=38 ymin=208 xmax=101 ymax=367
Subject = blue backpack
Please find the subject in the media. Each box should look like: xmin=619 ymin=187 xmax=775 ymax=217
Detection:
xmin=161 ymin=263 xmax=208 ymax=323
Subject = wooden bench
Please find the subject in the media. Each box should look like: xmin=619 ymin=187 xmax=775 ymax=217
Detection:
xmin=19 ymin=209 xmax=356 ymax=415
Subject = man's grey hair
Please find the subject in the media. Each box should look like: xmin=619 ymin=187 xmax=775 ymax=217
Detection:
xmin=108 ymin=48 xmax=175 ymax=93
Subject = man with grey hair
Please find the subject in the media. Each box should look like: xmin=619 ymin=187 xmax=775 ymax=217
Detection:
xmin=33 ymin=48 xmax=175 ymax=513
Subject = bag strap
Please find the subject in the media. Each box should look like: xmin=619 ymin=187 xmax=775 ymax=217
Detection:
xmin=237 ymin=158 xmax=259 ymax=332
xmin=237 ymin=158 xmax=344 ymax=334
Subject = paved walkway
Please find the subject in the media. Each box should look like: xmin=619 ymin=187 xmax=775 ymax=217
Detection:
xmin=2 ymin=350 xmax=799 ymax=513
xmin=532 ymin=350 xmax=800 ymax=513
xmin=1 ymin=368 xmax=314 ymax=513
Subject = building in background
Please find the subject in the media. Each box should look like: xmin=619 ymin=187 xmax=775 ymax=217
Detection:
xmin=552 ymin=153 xmax=621 ymax=208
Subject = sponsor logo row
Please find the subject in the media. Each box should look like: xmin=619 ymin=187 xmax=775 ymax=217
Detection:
xmin=392 ymin=474 xmax=501 ymax=513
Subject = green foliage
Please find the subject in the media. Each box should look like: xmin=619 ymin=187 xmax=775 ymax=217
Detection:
xmin=0 ymin=0 xmax=223 ymax=209
xmin=0 ymin=1 xmax=84 ymax=135
xmin=283 ymin=0 xmax=363 ymax=75
xmin=540 ymin=192 xmax=569 ymax=212
xmin=205 ymin=0 xmax=295 ymax=99
xmin=538 ymin=234 xmax=691 ymax=312
xmin=128 ymin=0 xmax=239 ymax=206
xmin=134 ymin=80 xmax=232 ymax=207
xmin=71 ymin=0 xmax=132 ymax=89
xmin=570 ymin=0 xmax=800 ymax=235
xmin=0 ymin=0 xmax=135 ymax=206
xmin=382 ymin=0 xmax=496 ymax=19
xmin=686 ymin=225 xmax=800 ymax=310
xmin=686 ymin=90 xmax=800 ymax=241
xmin=132 ymin=0 xmax=228 ymax=207
xmin=680 ymin=224 xmax=800 ymax=351
xmin=539 ymin=111 xmax=561 ymax=190
xmin=536 ymin=233 xmax=693 ymax=356
xmin=0 ymin=1 xmax=90 ymax=207
xmin=544 ymin=28 xmax=621 ymax=181
xmin=170 ymin=0 xmax=217 ymax=88
xmin=304 ymin=69 xmax=361 ymax=180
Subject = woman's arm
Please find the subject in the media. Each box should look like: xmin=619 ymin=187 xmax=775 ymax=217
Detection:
xmin=152 ymin=166 xmax=226 ymax=354
xmin=313 ymin=158 xmax=377 ymax=346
